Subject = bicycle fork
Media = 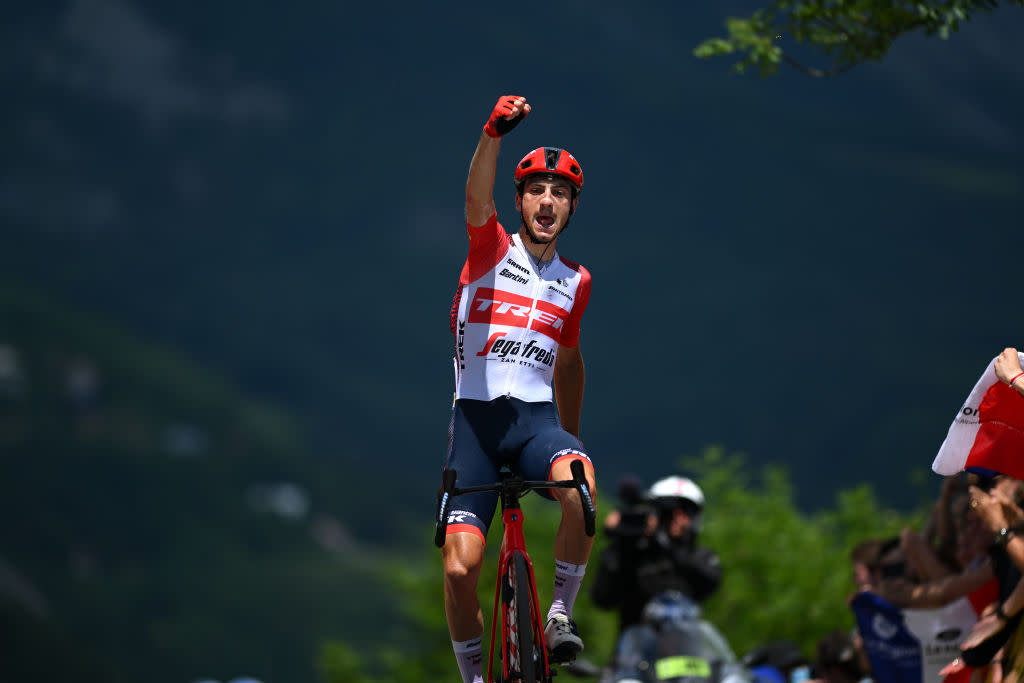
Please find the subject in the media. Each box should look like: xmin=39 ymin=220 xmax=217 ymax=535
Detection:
xmin=488 ymin=507 xmax=550 ymax=683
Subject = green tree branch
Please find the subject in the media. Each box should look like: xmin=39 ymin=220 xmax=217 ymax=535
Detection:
xmin=694 ymin=0 xmax=1020 ymax=77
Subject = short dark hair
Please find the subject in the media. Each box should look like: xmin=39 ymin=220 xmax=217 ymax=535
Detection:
xmin=850 ymin=538 xmax=884 ymax=569
xmin=814 ymin=630 xmax=864 ymax=678
xmin=741 ymin=641 xmax=808 ymax=673
xmin=876 ymin=537 xmax=901 ymax=562
xmin=875 ymin=537 xmax=905 ymax=579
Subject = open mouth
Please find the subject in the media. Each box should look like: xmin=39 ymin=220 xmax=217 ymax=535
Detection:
xmin=535 ymin=215 xmax=555 ymax=229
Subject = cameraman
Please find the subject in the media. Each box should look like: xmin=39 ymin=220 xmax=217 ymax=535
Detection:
xmin=590 ymin=475 xmax=723 ymax=634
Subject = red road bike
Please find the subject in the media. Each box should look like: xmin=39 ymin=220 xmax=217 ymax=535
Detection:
xmin=436 ymin=459 xmax=596 ymax=683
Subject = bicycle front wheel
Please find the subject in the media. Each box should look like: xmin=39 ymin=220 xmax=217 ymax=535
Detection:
xmin=503 ymin=550 xmax=541 ymax=682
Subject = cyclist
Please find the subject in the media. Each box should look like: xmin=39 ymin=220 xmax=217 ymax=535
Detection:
xmin=590 ymin=475 xmax=722 ymax=676
xmin=441 ymin=94 xmax=598 ymax=683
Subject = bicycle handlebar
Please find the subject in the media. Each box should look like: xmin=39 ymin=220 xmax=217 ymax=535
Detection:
xmin=434 ymin=460 xmax=596 ymax=548
xmin=570 ymin=459 xmax=597 ymax=538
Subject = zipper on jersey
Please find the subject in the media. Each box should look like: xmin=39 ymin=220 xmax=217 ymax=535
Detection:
xmin=503 ymin=241 xmax=546 ymax=398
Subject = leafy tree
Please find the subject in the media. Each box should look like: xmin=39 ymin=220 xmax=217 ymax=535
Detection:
xmin=694 ymin=0 xmax=1024 ymax=77
xmin=685 ymin=446 xmax=923 ymax=656
xmin=320 ymin=642 xmax=378 ymax=683
xmin=319 ymin=446 xmax=928 ymax=679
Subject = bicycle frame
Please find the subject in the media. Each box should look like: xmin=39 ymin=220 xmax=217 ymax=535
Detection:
xmin=489 ymin=503 xmax=549 ymax=682
xmin=435 ymin=459 xmax=596 ymax=683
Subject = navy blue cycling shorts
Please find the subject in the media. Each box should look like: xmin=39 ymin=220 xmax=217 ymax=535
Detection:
xmin=443 ymin=396 xmax=593 ymax=545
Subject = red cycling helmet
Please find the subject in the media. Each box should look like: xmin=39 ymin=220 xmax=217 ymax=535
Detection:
xmin=513 ymin=147 xmax=584 ymax=195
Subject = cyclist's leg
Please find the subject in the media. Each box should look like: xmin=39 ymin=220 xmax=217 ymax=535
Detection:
xmin=442 ymin=399 xmax=502 ymax=682
xmin=519 ymin=402 xmax=598 ymax=660
xmin=548 ymin=451 xmax=597 ymax=564
xmin=443 ymin=533 xmax=487 ymax=639
xmin=518 ymin=403 xmax=597 ymax=568
xmin=444 ymin=534 xmax=486 ymax=683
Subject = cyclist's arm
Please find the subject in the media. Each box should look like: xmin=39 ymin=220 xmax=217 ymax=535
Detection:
xmin=554 ymin=343 xmax=585 ymax=437
xmin=466 ymin=96 xmax=530 ymax=228
xmin=465 ymin=133 xmax=500 ymax=228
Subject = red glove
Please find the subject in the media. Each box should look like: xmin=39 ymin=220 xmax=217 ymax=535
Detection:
xmin=483 ymin=95 xmax=528 ymax=138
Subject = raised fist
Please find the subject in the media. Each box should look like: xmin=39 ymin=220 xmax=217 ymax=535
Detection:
xmin=483 ymin=95 xmax=530 ymax=138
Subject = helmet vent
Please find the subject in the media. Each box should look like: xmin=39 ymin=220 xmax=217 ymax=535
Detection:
xmin=544 ymin=148 xmax=559 ymax=170
xmin=519 ymin=159 xmax=533 ymax=170
xmin=570 ymin=164 xmax=580 ymax=175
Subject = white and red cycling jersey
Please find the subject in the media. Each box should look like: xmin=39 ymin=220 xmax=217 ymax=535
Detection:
xmin=450 ymin=212 xmax=591 ymax=403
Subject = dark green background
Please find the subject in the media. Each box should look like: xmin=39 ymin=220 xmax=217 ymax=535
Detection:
xmin=1 ymin=1 xmax=1022 ymax=680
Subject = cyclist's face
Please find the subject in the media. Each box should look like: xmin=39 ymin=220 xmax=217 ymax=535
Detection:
xmin=516 ymin=178 xmax=577 ymax=244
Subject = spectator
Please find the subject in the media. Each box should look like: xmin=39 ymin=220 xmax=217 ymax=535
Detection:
xmin=838 ymin=349 xmax=1024 ymax=682
xmin=811 ymin=630 xmax=870 ymax=683
xmin=871 ymin=486 xmax=995 ymax=610
xmin=866 ymin=537 xmax=917 ymax=603
xmin=850 ymin=538 xmax=885 ymax=595
xmin=590 ymin=475 xmax=722 ymax=681
xmin=956 ymin=477 xmax=1024 ymax=654
xmin=851 ymin=479 xmax=1007 ymax=683
xmin=590 ymin=475 xmax=722 ymax=633
xmin=912 ymin=474 xmax=972 ymax=578
xmin=742 ymin=640 xmax=810 ymax=683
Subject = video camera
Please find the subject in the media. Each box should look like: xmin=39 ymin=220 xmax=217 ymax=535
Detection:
xmin=607 ymin=475 xmax=656 ymax=539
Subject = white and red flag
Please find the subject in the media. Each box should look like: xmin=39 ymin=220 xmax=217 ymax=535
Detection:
xmin=932 ymin=352 xmax=1024 ymax=478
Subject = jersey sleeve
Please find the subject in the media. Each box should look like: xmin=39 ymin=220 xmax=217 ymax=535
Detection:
xmin=559 ymin=264 xmax=590 ymax=348
xmin=463 ymin=212 xmax=511 ymax=284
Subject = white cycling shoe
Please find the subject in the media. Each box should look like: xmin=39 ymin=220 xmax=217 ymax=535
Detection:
xmin=544 ymin=613 xmax=584 ymax=663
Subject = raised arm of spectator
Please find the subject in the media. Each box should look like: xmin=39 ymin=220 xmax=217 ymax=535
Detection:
xmin=961 ymin=570 xmax=1024 ymax=650
xmin=902 ymin=526 xmax=955 ymax=583
xmin=954 ymin=481 xmax=1024 ymax=648
xmin=923 ymin=475 xmax=968 ymax=572
xmin=969 ymin=482 xmax=1024 ymax=545
xmin=994 ymin=348 xmax=1024 ymax=397
xmin=877 ymin=560 xmax=994 ymax=609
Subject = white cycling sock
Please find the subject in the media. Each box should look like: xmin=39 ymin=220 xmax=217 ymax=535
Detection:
xmin=547 ymin=559 xmax=587 ymax=620
xmin=452 ymin=636 xmax=483 ymax=683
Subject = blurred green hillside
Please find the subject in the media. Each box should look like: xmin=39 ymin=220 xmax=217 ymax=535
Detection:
xmin=0 ymin=282 xmax=398 ymax=683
